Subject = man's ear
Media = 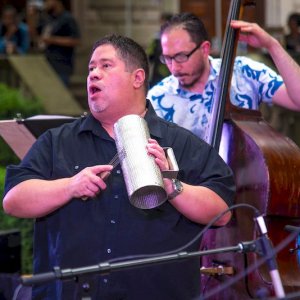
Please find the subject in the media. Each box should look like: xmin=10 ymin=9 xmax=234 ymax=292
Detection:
xmin=201 ymin=41 xmax=211 ymax=56
xmin=132 ymin=69 xmax=145 ymax=89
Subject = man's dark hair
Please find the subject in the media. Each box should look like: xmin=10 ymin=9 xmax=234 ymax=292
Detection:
xmin=58 ymin=0 xmax=71 ymax=10
xmin=160 ymin=12 xmax=173 ymax=23
xmin=160 ymin=12 xmax=210 ymax=45
xmin=91 ymin=34 xmax=149 ymax=94
xmin=288 ymin=13 xmax=300 ymax=27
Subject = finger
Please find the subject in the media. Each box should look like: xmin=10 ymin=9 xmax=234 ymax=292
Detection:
xmin=148 ymin=146 xmax=163 ymax=159
xmin=147 ymin=139 xmax=163 ymax=152
xmin=147 ymin=145 xmax=169 ymax=170
xmin=76 ymin=166 xmax=111 ymax=199
xmin=81 ymin=181 xmax=103 ymax=200
xmin=88 ymin=180 xmax=102 ymax=192
xmin=238 ymin=33 xmax=250 ymax=43
xmin=239 ymin=26 xmax=254 ymax=35
xmin=89 ymin=174 xmax=108 ymax=190
xmin=154 ymin=156 xmax=169 ymax=171
xmin=99 ymin=171 xmax=111 ymax=180
xmin=148 ymin=138 xmax=159 ymax=145
xmin=81 ymin=191 xmax=98 ymax=201
xmin=147 ymin=143 xmax=165 ymax=160
xmin=91 ymin=164 xmax=113 ymax=175
xmin=230 ymin=20 xmax=251 ymax=27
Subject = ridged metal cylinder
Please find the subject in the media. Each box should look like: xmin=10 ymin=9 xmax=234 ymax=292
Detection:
xmin=114 ymin=114 xmax=167 ymax=209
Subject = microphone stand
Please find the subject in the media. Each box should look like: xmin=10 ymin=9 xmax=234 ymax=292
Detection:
xmin=21 ymin=241 xmax=257 ymax=287
xmin=255 ymin=215 xmax=285 ymax=298
xmin=21 ymin=224 xmax=300 ymax=299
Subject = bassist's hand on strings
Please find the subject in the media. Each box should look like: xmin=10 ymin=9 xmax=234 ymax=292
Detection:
xmin=230 ymin=20 xmax=275 ymax=50
xmin=231 ymin=19 xmax=300 ymax=110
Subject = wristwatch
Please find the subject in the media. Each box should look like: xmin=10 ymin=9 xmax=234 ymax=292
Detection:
xmin=168 ymin=179 xmax=183 ymax=200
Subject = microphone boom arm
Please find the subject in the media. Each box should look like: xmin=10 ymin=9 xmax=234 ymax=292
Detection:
xmin=21 ymin=240 xmax=256 ymax=286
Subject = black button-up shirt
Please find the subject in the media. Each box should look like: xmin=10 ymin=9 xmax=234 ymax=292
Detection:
xmin=4 ymin=102 xmax=235 ymax=300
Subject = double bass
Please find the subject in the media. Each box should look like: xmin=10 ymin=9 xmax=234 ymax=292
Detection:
xmin=200 ymin=0 xmax=300 ymax=298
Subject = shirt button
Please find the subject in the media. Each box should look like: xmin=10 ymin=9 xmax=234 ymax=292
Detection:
xmin=103 ymin=278 xmax=108 ymax=284
xmin=107 ymin=248 xmax=111 ymax=253
xmin=116 ymin=169 xmax=121 ymax=174
xmin=114 ymin=195 xmax=119 ymax=199
xmin=110 ymin=220 xmax=116 ymax=224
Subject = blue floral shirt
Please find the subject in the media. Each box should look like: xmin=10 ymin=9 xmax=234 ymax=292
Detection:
xmin=147 ymin=56 xmax=283 ymax=140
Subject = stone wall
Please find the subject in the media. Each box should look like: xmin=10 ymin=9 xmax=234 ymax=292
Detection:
xmin=72 ymin=0 xmax=169 ymax=80
xmin=71 ymin=0 xmax=175 ymax=107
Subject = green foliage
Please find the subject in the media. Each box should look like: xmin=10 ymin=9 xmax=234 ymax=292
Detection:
xmin=0 ymin=137 xmax=20 ymax=166
xmin=0 ymin=83 xmax=44 ymax=119
xmin=0 ymin=83 xmax=45 ymax=166
xmin=0 ymin=83 xmax=44 ymax=274
xmin=0 ymin=167 xmax=33 ymax=274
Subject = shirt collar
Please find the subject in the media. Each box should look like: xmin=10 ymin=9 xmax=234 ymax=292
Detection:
xmin=208 ymin=56 xmax=221 ymax=81
xmin=78 ymin=114 xmax=111 ymax=140
xmin=77 ymin=100 xmax=163 ymax=140
xmin=145 ymin=99 xmax=163 ymax=139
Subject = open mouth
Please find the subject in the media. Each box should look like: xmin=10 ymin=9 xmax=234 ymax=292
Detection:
xmin=89 ymin=86 xmax=101 ymax=95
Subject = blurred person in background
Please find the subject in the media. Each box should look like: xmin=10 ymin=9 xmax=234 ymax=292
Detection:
xmin=284 ymin=13 xmax=300 ymax=65
xmin=0 ymin=5 xmax=30 ymax=55
xmin=284 ymin=12 xmax=300 ymax=54
xmin=24 ymin=0 xmax=47 ymax=51
xmin=147 ymin=13 xmax=173 ymax=87
xmin=36 ymin=0 xmax=80 ymax=86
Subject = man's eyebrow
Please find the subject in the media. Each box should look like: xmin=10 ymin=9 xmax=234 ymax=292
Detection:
xmin=163 ymin=51 xmax=182 ymax=58
xmin=89 ymin=58 xmax=113 ymax=64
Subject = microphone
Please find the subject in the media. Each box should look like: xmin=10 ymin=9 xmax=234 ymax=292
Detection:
xmin=255 ymin=214 xmax=285 ymax=298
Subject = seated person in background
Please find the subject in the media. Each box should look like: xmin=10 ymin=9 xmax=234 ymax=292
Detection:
xmin=284 ymin=12 xmax=300 ymax=53
xmin=3 ymin=34 xmax=235 ymax=300
xmin=147 ymin=13 xmax=300 ymax=141
xmin=0 ymin=5 xmax=30 ymax=55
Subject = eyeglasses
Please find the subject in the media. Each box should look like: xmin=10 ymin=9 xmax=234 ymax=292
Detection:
xmin=159 ymin=43 xmax=202 ymax=65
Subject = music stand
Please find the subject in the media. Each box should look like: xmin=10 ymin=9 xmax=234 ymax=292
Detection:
xmin=0 ymin=115 xmax=77 ymax=159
